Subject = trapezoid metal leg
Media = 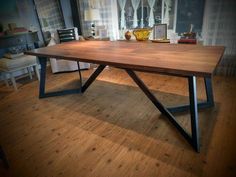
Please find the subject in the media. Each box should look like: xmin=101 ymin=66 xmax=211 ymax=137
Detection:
xmin=188 ymin=76 xmax=200 ymax=152
xmin=77 ymin=61 xmax=82 ymax=88
xmin=38 ymin=57 xmax=47 ymax=98
xmin=167 ymin=76 xmax=214 ymax=113
xmin=204 ymin=77 xmax=214 ymax=107
xmin=81 ymin=65 xmax=106 ymax=93
xmin=38 ymin=57 xmax=82 ymax=98
xmin=125 ymin=69 xmax=202 ymax=152
xmin=0 ymin=146 xmax=9 ymax=169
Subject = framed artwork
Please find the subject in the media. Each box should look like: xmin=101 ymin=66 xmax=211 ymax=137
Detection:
xmin=99 ymin=29 xmax=108 ymax=39
xmin=95 ymin=25 xmax=105 ymax=36
xmin=153 ymin=24 xmax=167 ymax=40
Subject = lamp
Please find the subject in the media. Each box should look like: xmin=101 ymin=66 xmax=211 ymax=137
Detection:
xmin=84 ymin=8 xmax=101 ymax=37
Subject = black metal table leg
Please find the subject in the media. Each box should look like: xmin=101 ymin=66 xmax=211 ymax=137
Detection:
xmin=38 ymin=57 xmax=47 ymax=98
xmin=82 ymin=65 xmax=106 ymax=93
xmin=126 ymin=69 xmax=201 ymax=152
xmin=38 ymin=58 xmax=105 ymax=98
xmin=167 ymin=76 xmax=214 ymax=113
xmin=0 ymin=146 xmax=9 ymax=169
xmin=188 ymin=76 xmax=200 ymax=152
xmin=204 ymin=77 xmax=214 ymax=107
xmin=38 ymin=57 xmax=82 ymax=98
xmin=77 ymin=61 xmax=83 ymax=88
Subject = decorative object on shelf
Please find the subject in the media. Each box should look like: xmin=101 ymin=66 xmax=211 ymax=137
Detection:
xmin=182 ymin=32 xmax=196 ymax=39
xmin=153 ymin=24 xmax=167 ymax=40
xmin=125 ymin=30 xmax=132 ymax=40
xmin=169 ymin=32 xmax=180 ymax=44
xmin=84 ymin=8 xmax=101 ymax=37
xmin=8 ymin=23 xmax=16 ymax=31
xmin=133 ymin=28 xmax=152 ymax=41
xmin=178 ymin=24 xmax=197 ymax=44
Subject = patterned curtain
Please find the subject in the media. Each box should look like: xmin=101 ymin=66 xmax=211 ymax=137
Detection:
xmin=147 ymin=0 xmax=156 ymax=27
xmin=118 ymin=0 xmax=127 ymax=29
xmin=131 ymin=0 xmax=141 ymax=28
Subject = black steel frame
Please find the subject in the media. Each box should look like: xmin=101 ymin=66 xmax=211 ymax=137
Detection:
xmin=38 ymin=58 xmax=214 ymax=152
xmin=0 ymin=146 xmax=9 ymax=169
xmin=38 ymin=57 xmax=106 ymax=98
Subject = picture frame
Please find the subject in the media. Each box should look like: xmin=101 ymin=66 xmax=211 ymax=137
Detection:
xmin=99 ymin=29 xmax=108 ymax=39
xmin=95 ymin=25 xmax=106 ymax=37
xmin=153 ymin=24 xmax=167 ymax=40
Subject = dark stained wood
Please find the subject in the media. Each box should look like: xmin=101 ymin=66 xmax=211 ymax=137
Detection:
xmin=25 ymin=41 xmax=225 ymax=77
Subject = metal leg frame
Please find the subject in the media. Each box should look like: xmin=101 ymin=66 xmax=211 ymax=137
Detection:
xmin=126 ymin=69 xmax=202 ymax=152
xmin=0 ymin=146 xmax=9 ymax=169
xmin=38 ymin=59 xmax=213 ymax=151
xmin=167 ymin=77 xmax=214 ymax=113
xmin=38 ymin=57 xmax=106 ymax=98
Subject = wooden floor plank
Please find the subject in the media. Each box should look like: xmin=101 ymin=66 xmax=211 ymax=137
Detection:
xmin=0 ymin=67 xmax=235 ymax=177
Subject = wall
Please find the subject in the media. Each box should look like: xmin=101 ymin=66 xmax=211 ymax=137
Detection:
xmin=176 ymin=0 xmax=205 ymax=34
xmin=60 ymin=0 xmax=74 ymax=28
xmin=0 ymin=0 xmax=74 ymax=45
xmin=0 ymin=0 xmax=44 ymax=46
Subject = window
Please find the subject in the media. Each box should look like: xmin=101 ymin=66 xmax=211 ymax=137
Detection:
xmin=78 ymin=0 xmax=177 ymax=39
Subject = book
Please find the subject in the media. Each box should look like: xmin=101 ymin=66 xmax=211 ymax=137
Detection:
xmin=178 ymin=39 xmax=197 ymax=44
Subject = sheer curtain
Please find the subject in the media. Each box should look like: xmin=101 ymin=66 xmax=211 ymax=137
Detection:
xmin=103 ymin=0 xmax=120 ymax=40
xmin=131 ymin=0 xmax=141 ymax=28
xmin=162 ymin=0 xmax=171 ymax=27
xmin=147 ymin=0 xmax=156 ymax=27
xmin=118 ymin=0 xmax=127 ymax=29
xmin=202 ymin=0 xmax=236 ymax=76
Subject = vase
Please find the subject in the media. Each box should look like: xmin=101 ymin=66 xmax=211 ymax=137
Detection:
xmin=125 ymin=30 xmax=131 ymax=40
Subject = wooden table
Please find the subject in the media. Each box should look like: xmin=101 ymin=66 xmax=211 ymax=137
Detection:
xmin=25 ymin=41 xmax=225 ymax=152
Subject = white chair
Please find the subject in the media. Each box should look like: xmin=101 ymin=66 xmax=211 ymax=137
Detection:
xmin=0 ymin=55 xmax=40 ymax=90
xmin=49 ymin=27 xmax=90 ymax=73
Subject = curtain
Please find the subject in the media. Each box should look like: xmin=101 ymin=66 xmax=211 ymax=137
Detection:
xmin=202 ymin=0 xmax=236 ymax=76
xmin=104 ymin=0 xmax=120 ymax=40
xmin=78 ymin=0 xmax=119 ymax=40
xmin=131 ymin=0 xmax=141 ymax=28
xmin=162 ymin=0 xmax=171 ymax=27
xmin=118 ymin=0 xmax=127 ymax=29
xmin=88 ymin=0 xmax=101 ymax=8
xmin=147 ymin=0 xmax=156 ymax=27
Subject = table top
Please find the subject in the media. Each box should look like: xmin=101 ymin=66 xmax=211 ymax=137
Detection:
xmin=25 ymin=41 xmax=225 ymax=77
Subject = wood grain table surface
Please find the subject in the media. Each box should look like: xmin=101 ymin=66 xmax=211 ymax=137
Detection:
xmin=25 ymin=41 xmax=225 ymax=77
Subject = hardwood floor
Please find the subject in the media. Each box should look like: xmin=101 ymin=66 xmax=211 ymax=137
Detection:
xmin=0 ymin=67 xmax=235 ymax=177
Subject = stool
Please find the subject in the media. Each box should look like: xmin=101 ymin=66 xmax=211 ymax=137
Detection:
xmin=0 ymin=55 xmax=40 ymax=90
